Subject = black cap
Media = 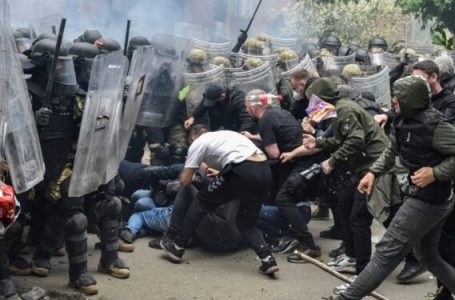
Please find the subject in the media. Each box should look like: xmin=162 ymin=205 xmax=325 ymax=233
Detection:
xmin=203 ymin=83 xmax=224 ymax=107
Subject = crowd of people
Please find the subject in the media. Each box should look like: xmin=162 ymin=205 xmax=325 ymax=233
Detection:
xmin=0 ymin=14 xmax=454 ymax=300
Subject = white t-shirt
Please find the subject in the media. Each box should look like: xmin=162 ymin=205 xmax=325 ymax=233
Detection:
xmin=185 ymin=130 xmax=263 ymax=170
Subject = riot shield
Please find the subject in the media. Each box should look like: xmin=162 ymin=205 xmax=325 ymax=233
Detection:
xmin=322 ymin=53 xmax=356 ymax=76
xmin=406 ymin=42 xmax=433 ymax=56
xmin=69 ymin=51 xmax=129 ymax=197
xmin=369 ymin=52 xmax=385 ymax=67
xmin=134 ymin=34 xmax=193 ymax=127
xmin=384 ymin=52 xmax=400 ymax=69
xmin=118 ymin=74 xmax=146 ymax=161
xmin=192 ymin=39 xmax=231 ymax=60
xmin=225 ymin=67 xmax=243 ymax=89
xmin=0 ymin=0 xmax=45 ymax=193
xmin=183 ymin=65 xmax=225 ymax=117
xmin=232 ymin=61 xmax=277 ymax=95
xmin=29 ymin=14 xmax=60 ymax=40
xmin=280 ymin=55 xmax=316 ymax=104
xmin=262 ymin=33 xmax=300 ymax=54
xmin=349 ymin=66 xmax=391 ymax=108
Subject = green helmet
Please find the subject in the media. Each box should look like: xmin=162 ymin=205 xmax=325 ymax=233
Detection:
xmin=278 ymin=49 xmax=298 ymax=61
xmin=243 ymin=57 xmax=264 ymax=70
xmin=211 ymin=56 xmax=232 ymax=67
xmin=341 ymin=64 xmax=361 ymax=80
xmin=188 ymin=48 xmax=208 ymax=64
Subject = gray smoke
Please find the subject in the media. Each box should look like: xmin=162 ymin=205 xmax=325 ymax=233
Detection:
xmin=9 ymin=0 xmax=297 ymax=45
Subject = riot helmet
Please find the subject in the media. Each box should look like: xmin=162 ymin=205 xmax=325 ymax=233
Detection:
xmin=321 ymin=34 xmax=341 ymax=55
xmin=242 ymin=57 xmax=264 ymax=71
xmin=338 ymin=47 xmax=354 ymax=57
xmin=187 ymin=48 xmax=208 ymax=73
xmin=355 ymin=48 xmax=371 ymax=65
xmin=211 ymin=56 xmax=232 ymax=68
xmin=368 ymin=36 xmax=388 ymax=52
xmin=277 ymin=49 xmax=298 ymax=71
xmin=95 ymin=38 xmax=121 ymax=53
xmin=75 ymin=29 xmax=102 ymax=44
xmin=127 ymin=36 xmax=150 ymax=59
xmin=241 ymin=38 xmax=264 ymax=55
xmin=68 ymin=42 xmax=100 ymax=89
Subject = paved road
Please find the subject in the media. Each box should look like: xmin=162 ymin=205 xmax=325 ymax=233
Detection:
xmin=14 ymin=219 xmax=435 ymax=300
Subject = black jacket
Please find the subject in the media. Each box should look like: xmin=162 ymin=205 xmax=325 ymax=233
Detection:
xmin=192 ymin=88 xmax=257 ymax=133
xmin=432 ymin=87 xmax=455 ymax=125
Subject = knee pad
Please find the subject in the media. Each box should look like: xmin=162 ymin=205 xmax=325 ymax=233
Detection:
xmin=95 ymin=196 xmax=122 ymax=219
xmin=64 ymin=212 xmax=87 ymax=236
xmin=171 ymin=146 xmax=188 ymax=164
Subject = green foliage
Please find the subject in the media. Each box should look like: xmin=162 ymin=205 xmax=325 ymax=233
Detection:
xmin=284 ymin=0 xmax=408 ymax=47
xmin=395 ymin=0 xmax=455 ymax=35
xmin=431 ymin=24 xmax=454 ymax=50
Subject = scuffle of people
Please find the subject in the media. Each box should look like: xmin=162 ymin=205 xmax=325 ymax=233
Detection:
xmin=0 ymin=5 xmax=454 ymax=300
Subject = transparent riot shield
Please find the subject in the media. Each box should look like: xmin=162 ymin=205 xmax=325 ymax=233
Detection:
xmin=262 ymin=33 xmax=300 ymax=54
xmin=118 ymin=75 xmax=146 ymax=161
xmin=349 ymin=66 xmax=391 ymax=108
xmin=29 ymin=13 xmax=60 ymax=40
xmin=232 ymin=61 xmax=277 ymax=95
xmin=69 ymin=51 xmax=129 ymax=197
xmin=183 ymin=65 xmax=225 ymax=117
xmin=384 ymin=52 xmax=400 ymax=69
xmin=369 ymin=52 xmax=386 ymax=67
xmin=406 ymin=42 xmax=433 ymax=56
xmin=0 ymin=0 xmax=45 ymax=193
xmin=135 ymin=34 xmax=193 ymax=127
xmin=225 ymin=67 xmax=243 ymax=89
xmin=281 ymin=56 xmax=315 ymax=104
xmin=322 ymin=53 xmax=356 ymax=76
xmin=192 ymin=39 xmax=231 ymax=60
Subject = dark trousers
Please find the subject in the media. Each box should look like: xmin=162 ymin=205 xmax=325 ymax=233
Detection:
xmin=339 ymin=182 xmax=373 ymax=274
xmin=343 ymin=198 xmax=455 ymax=299
xmin=174 ymin=160 xmax=273 ymax=259
xmin=438 ymin=207 xmax=455 ymax=294
xmin=274 ymin=155 xmax=324 ymax=249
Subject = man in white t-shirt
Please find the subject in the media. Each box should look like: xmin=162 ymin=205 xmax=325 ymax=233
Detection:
xmin=160 ymin=125 xmax=279 ymax=275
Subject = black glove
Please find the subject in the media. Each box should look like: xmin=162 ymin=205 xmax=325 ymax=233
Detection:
xmin=34 ymin=107 xmax=52 ymax=126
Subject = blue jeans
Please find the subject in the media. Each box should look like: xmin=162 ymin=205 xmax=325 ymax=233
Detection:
xmin=127 ymin=190 xmax=172 ymax=234
xmin=257 ymin=202 xmax=311 ymax=238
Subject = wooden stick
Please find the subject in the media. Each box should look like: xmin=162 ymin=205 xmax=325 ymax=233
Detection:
xmin=293 ymin=250 xmax=389 ymax=300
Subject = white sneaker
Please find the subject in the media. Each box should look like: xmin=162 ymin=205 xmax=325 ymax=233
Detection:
xmin=330 ymin=255 xmax=357 ymax=274
xmin=327 ymin=254 xmax=347 ymax=266
xmin=333 ymin=276 xmax=357 ymax=295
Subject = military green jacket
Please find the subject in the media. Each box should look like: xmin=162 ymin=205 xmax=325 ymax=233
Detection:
xmin=370 ymin=121 xmax=455 ymax=181
xmin=316 ymin=98 xmax=388 ymax=175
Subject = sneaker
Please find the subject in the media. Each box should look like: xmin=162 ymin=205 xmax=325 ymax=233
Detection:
xmin=329 ymin=255 xmax=356 ymax=274
xmin=31 ymin=258 xmax=50 ymax=277
xmin=329 ymin=243 xmax=345 ymax=258
xmin=68 ymin=272 xmax=98 ymax=295
xmin=287 ymin=245 xmax=322 ymax=263
xmin=271 ymin=236 xmax=299 ymax=254
xmin=148 ymin=238 xmax=162 ymax=250
xmin=160 ymin=239 xmax=184 ymax=263
xmin=258 ymin=256 xmax=279 ymax=275
xmin=311 ymin=207 xmax=330 ymax=220
xmin=333 ymin=276 xmax=357 ymax=295
xmin=9 ymin=256 xmax=32 ymax=276
xmin=98 ymin=257 xmax=130 ymax=279
xmin=118 ymin=238 xmax=135 ymax=253
xmin=320 ymin=226 xmax=343 ymax=240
